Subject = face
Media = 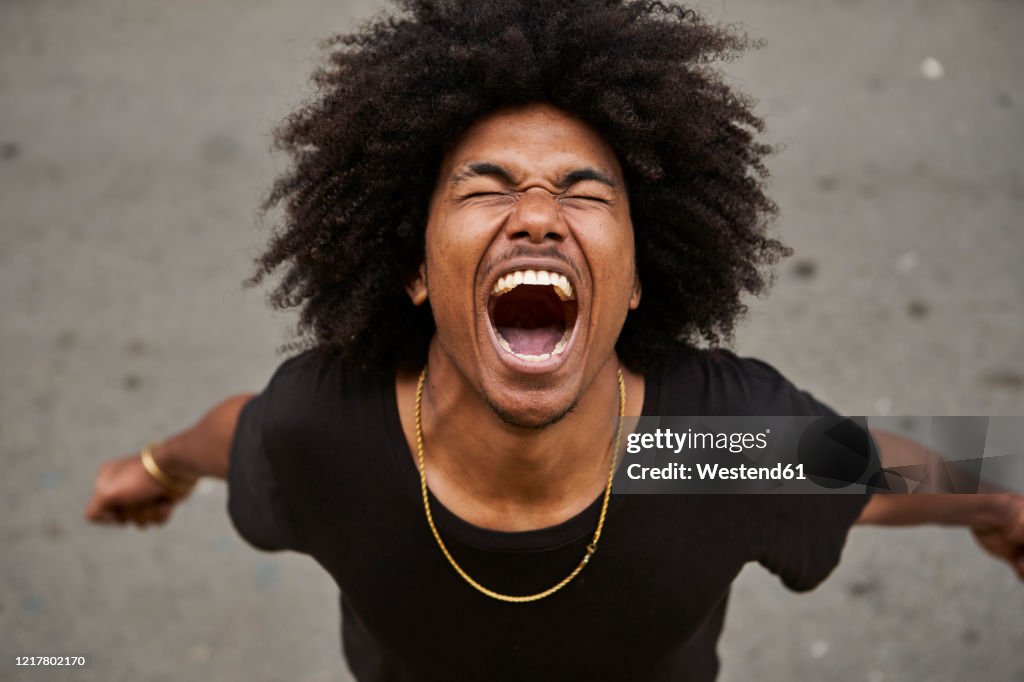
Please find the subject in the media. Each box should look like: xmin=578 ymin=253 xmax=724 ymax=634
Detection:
xmin=410 ymin=103 xmax=641 ymax=428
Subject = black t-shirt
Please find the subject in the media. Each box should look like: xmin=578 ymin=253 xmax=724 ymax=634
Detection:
xmin=228 ymin=347 xmax=871 ymax=681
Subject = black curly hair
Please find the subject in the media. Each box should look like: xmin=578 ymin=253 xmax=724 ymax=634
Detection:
xmin=251 ymin=0 xmax=790 ymax=374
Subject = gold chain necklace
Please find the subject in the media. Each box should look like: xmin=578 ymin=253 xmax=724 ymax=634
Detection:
xmin=414 ymin=366 xmax=625 ymax=603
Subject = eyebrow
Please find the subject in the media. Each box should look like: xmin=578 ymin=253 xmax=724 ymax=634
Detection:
xmin=449 ymin=162 xmax=618 ymax=190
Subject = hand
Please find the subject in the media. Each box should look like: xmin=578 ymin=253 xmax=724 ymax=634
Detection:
xmin=971 ymin=494 xmax=1024 ymax=581
xmin=84 ymin=451 xmax=195 ymax=528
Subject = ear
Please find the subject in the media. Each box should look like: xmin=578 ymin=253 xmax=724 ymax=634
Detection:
xmin=628 ymin=273 xmax=642 ymax=310
xmin=405 ymin=262 xmax=428 ymax=306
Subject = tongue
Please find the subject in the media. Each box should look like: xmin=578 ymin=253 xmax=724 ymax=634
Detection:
xmin=498 ymin=325 xmax=563 ymax=355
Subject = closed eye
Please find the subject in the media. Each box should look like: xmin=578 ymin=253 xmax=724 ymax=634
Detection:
xmin=562 ymin=195 xmax=611 ymax=204
xmin=456 ymin=192 xmax=517 ymax=211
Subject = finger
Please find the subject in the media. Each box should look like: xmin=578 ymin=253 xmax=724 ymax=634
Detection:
xmin=85 ymin=489 xmax=123 ymax=521
xmin=94 ymin=509 xmax=120 ymax=524
xmin=145 ymin=503 xmax=168 ymax=525
xmin=126 ymin=504 xmax=152 ymax=527
xmin=152 ymin=501 xmax=173 ymax=524
xmin=142 ymin=505 xmax=161 ymax=524
xmin=1006 ymin=509 xmax=1024 ymax=545
xmin=83 ymin=496 xmax=102 ymax=521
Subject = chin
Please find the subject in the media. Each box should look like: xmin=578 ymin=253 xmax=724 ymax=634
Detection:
xmin=484 ymin=391 xmax=579 ymax=430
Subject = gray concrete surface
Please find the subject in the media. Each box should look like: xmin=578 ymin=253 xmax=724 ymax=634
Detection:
xmin=1 ymin=1 xmax=1022 ymax=680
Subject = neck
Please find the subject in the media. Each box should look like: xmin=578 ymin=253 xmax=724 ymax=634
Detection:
xmin=397 ymin=342 xmax=643 ymax=531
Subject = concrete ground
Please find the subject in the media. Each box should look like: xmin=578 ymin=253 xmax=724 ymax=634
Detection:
xmin=1 ymin=1 xmax=1021 ymax=680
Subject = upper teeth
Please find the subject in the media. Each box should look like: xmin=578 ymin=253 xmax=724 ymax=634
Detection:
xmin=491 ymin=270 xmax=574 ymax=300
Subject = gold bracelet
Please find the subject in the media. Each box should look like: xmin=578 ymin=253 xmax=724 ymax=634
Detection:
xmin=140 ymin=443 xmax=196 ymax=495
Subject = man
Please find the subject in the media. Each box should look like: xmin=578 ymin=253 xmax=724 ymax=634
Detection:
xmin=85 ymin=2 xmax=1024 ymax=680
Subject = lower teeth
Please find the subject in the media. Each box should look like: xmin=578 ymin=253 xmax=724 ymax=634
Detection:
xmin=496 ymin=329 xmax=571 ymax=362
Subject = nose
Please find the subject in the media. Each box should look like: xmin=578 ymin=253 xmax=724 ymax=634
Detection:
xmin=505 ymin=188 xmax=568 ymax=243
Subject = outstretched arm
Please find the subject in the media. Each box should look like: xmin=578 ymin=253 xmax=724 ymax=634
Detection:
xmin=857 ymin=429 xmax=1024 ymax=580
xmin=84 ymin=394 xmax=254 ymax=527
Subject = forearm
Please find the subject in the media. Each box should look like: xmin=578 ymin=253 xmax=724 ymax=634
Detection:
xmin=151 ymin=394 xmax=255 ymax=481
xmin=855 ymin=429 xmax=1024 ymax=577
xmin=856 ymin=493 xmax=1011 ymax=529
xmin=857 ymin=428 xmax=996 ymax=526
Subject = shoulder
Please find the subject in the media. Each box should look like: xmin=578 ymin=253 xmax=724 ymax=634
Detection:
xmin=690 ymin=347 xmax=793 ymax=383
xmin=260 ymin=347 xmax=387 ymax=400
xmin=657 ymin=345 xmax=797 ymax=396
xmin=257 ymin=347 xmax=336 ymax=414
xmin=651 ymin=346 xmax=837 ymax=417
xmin=253 ymin=348 xmax=391 ymax=448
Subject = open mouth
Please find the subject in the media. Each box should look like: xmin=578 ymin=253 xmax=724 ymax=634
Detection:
xmin=488 ymin=269 xmax=579 ymax=363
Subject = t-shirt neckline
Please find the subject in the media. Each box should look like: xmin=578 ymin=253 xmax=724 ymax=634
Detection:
xmin=383 ymin=369 xmax=660 ymax=553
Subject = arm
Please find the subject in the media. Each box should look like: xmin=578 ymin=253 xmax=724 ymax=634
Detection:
xmin=153 ymin=393 xmax=254 ymax=480
xmin=84 ymin=394 xmax=254 ymax=527
xmin=857 ymin=429 xmax=1024 ymax=580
